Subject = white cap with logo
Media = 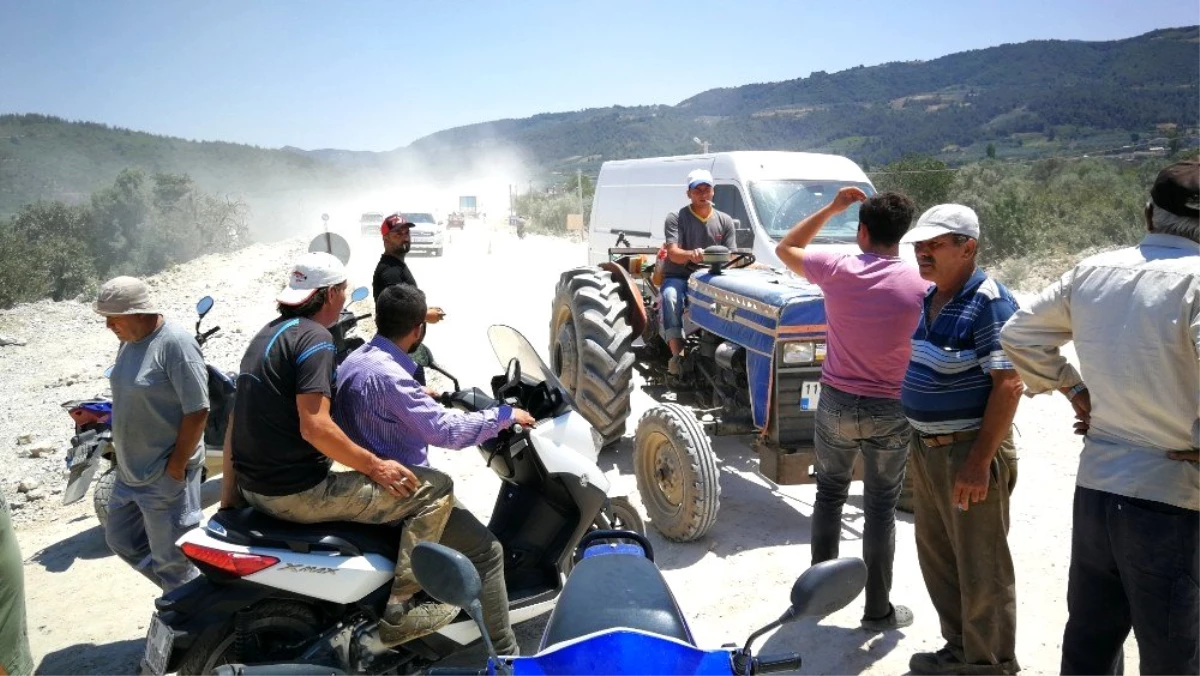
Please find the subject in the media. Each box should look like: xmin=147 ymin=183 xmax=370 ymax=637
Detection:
xmin=277 ymin=252 xmax=348 ymax=306
xmin=900 ymin=204 xmax=980 ymax=244
xmin=687 ymin=169 xmax=714 ymax=189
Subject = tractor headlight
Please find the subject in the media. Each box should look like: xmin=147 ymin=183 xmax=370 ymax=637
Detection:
xmin=782 ymin=341 xmax=815 ymax=364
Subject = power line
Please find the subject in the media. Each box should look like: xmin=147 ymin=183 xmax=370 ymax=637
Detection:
xmin=865 ymin=137 xmax=1199 ymax=175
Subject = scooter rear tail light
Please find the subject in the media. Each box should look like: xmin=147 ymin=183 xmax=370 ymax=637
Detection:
xmin=181 ymin=542 xmax=279 ymax=577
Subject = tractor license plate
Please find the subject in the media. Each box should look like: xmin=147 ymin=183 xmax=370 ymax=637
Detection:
xmin=800 ymin=381 xmax=821 ymax=411
xmin=140 ymin=612 xmax=173 ymax=676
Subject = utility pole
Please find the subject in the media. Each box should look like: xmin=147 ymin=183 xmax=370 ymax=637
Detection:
xmin=577 ymin=168 xmax=584 ymax=218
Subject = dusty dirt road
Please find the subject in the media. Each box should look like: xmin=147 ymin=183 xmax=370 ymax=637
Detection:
xmin=8 ymin=225 xmax=1140 ymax=674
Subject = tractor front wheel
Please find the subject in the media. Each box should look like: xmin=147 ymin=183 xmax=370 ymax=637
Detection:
xmin=634 ymin=404 xmax=720 ymax=542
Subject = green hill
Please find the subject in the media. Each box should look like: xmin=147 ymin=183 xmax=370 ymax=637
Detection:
xmin=2 ymin=26 xmax=1196 ymax=221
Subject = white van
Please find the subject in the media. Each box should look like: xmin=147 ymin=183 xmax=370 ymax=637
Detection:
xmin=587 ymin=151 xmax=885 ymax=268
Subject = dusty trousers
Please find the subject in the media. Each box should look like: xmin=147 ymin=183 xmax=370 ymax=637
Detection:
xmin=242 ymin=465 xmax=454 ymax=601
xmin=909 ymin=431 xmax=1019 ymax=672
xmin=438 ymin=501 xmax=519 ymax=656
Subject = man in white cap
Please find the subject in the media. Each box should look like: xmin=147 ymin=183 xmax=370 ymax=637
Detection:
xmin=94 ymin=276 xmax=209 ymax=592
xmin=223 ymin=251 xmax=459 ymax=647
xmin=660 ymin=168 xmax=737 ymax=375
xmin=898 ymin=206 xmax=1025 ymax=675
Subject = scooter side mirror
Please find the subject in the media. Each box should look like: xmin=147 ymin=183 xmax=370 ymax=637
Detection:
xmin=196 ymin=296 xmax=215 ymax=318
xmin=411 ymin=342 xmax=434 ymax=368
xmin=413 ymin=542 xmax=482 ymax=611
xmin=788 ymin=557 xmax=867 ymax=619
xmin=350 ymin=286 xmax=369 ymax=303
xmin=738 ymin=557 xmax=867 ymax=663
xmin=413 ymin=542 xmax=509 ymax=672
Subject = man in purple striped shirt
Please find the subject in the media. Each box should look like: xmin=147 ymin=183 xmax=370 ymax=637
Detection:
xmin=334 ymin=283 xmax=532 ymax=656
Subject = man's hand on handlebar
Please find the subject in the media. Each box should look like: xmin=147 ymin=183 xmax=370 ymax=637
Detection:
xmin=368 ymin=458 xmax=420 ymax=498
xmin=511 ymin=408 xmax=536 ymax=427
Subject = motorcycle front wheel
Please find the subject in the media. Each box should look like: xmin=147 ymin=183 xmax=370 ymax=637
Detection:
xmin=174 ymin=601 xmax=326 ymax=675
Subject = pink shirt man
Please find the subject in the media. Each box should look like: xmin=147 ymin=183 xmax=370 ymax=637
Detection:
xmin=802 ymin=251 xmax=928 ymax=399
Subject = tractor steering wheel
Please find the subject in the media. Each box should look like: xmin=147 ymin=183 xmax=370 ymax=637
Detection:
xmin=727 ymin=250 xmax=757 ymax=269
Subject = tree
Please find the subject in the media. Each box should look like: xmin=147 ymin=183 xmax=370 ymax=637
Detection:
xmin=869 ymin=156 xmax=955 ymax=212
xmin=986 ymin=143 xmax=997 ymax=159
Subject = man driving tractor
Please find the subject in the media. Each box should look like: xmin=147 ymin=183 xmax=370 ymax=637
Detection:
xmin=659 ymin=169 xmax=738 ymax=376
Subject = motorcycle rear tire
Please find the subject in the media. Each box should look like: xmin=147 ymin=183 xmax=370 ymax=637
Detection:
xmin=174 ymin=601 xmax=324 ymax=675
xmin=93 ymin=465 xmax=116 ymax=531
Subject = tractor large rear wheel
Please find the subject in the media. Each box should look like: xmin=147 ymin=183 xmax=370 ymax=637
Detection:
xmin=634 ymin=404 xmax=720 ymax=542
xmin=549 ymin=268 xmax=634 ymax=448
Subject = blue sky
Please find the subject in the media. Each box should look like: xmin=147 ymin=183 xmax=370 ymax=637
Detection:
xmin=1 ymin=0 xmax=1196 ymax=151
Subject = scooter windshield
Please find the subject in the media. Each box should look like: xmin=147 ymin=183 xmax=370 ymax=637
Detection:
xmin=501 ymin=629 xmax=733 ymax=675
xmin=487 ymin=325 xmax=577 ymax=409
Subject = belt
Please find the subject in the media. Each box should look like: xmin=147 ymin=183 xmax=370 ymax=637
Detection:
xmin=919 ymin=429 xmax=980 ymax=448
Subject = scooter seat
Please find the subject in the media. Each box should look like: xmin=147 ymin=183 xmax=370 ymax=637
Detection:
xmin=540 ymin=552 xmax=693 ymax=649
xmin=208 ymin=508 xmax=402 ymax=558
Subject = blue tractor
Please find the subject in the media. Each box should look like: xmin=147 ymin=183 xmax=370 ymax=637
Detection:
xmin=549 ymin=243 xmax=913 ymax=542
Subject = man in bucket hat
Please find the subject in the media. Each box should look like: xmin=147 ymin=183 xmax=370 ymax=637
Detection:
xmin=223 ymin=252 xmax=460 ymax=648
xmin=899 ymin=205 xmax=1025 ymax=675
xmin=1001 ymin=160 xmax=1199 ymax=675
xmin=94 ymin=276 xmax=209 ymax=593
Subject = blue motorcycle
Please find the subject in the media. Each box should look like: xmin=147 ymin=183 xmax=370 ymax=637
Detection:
xmin=413 ymin=530 xmax=866 ymax=676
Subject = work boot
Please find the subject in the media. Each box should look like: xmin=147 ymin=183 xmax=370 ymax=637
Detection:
xmin=909 ymin=648 xmax=966 ymax=675
xmin=668 ymin=354 xmax=683 ymax=376
xmin=910 ymin=648 xmax=1020 ymax=675
xmin=377 ymin=595 xmax=461 ymax=647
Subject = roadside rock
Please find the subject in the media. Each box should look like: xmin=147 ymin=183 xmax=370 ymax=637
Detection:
xmin=0 ymin=334 xmax=26 ymax=347
xmin=18 ymin=478 xmax=40 ymax=493
xmin=27 ymin=445 xmax=56 ymax=458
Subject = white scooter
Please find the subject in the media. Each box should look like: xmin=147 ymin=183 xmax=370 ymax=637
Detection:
xmin=139 ymin=325 xmax=643 ymax=675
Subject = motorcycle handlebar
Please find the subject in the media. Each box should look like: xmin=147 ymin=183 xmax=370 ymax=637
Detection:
xmin=752 ymin=653 xmax=803 ymax=674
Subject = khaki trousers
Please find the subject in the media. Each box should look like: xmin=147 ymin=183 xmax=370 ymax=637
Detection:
xmin=910 ymin=431 xmax=1019 ymax=670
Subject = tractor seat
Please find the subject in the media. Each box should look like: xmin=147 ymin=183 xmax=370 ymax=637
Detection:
xmin=540 ymin=552 xmax=693 ymax=649
xmin=207 ymin=507 xmax=402 ymax=558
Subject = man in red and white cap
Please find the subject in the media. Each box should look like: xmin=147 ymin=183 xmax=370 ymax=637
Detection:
xmin=374 ymin=213 xmax=445 ymax=324
xmin=223 ymin=251 xmax=461 ymax=647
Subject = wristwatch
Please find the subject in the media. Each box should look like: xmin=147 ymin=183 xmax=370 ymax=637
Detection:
xmin=1066 ymin=383 xmax=1088 ymax=400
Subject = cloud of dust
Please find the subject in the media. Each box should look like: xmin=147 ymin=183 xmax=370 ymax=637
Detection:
xmin=243 ymin=127 xmax=536 ymax=246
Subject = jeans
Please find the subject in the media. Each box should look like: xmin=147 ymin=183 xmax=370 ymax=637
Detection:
xmin=810 ymin=383 xmax=911 ymax=619
xmin=659 ymin=277 xmax=688 ymax=344
xmin=439 ymin=502 xmax=519 ymax=656
xmin=910 ymin=431 xmax=1019 ymax=671
xmin=106 ymin=464 xmax=203 ymax=592
xmin=1061 ymin=486 xmax=1199 ymax=676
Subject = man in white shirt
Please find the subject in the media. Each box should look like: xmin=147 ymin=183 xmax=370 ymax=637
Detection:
xmin=1000 ymin=160 xmax=1199 ymax=676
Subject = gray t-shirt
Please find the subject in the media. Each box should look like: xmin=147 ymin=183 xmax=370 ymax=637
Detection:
xmin=662 ymin=206 xmax=737 ymax=279
xmin=110 ymin=319 xmax=209 ymax=486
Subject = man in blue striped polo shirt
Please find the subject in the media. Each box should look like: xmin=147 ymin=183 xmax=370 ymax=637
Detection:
xmin=899 ymin=205 xmax=1025 ymax=676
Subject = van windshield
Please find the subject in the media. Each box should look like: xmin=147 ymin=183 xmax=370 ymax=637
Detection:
xmin=750 ymin=180 xmax=875 ymax=242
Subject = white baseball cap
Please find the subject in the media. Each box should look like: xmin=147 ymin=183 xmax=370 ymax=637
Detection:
xmin=900 ymin=204 xmax=980 ymax=244
xmin=687 ymin=169 xmax=714 ymax=189
xmin=276 ymin=252 xmax=348 ymax=306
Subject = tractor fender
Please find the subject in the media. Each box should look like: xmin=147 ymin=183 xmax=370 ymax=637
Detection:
xmin=599 ymin=262 xmax=647 ymax=339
